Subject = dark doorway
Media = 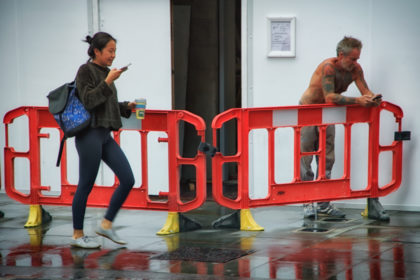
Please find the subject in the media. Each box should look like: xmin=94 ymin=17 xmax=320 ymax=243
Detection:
xmin=172 ymin=0 xmax=241 ymax=199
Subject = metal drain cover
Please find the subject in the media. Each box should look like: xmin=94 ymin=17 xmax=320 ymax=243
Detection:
xmin=299 ymin=227 xmax=329 ymax=233
xmin=151 ymin=247 xmax=254 ymax=263
xmin=322 ymin=218 xmax=349 ymax=222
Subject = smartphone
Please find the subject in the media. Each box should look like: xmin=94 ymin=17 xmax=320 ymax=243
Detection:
xmin=372 ymin=94 xmax=382 ymax=101
xmin=120 ymin=63 xmax=132 ymax=71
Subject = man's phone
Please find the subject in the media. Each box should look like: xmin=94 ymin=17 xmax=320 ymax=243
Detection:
xmin=120 ymin=63 xmax=132 ymax=71
xmin=372 ymin=94 xmax=382 ymax=101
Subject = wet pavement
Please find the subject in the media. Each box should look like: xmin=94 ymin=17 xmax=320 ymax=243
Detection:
xmin=1 ymin=193 xmax=420 ymax=279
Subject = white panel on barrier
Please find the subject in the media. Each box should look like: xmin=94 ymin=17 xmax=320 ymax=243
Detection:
xmin=66 ymin=138 xmax=79 ymax=186
xmin=14 ymin=158 xmax=30 ymax=195
xmin=350 ymin=123 xmax=369 ymax=191
xmin=274 ymin=127 xmax=294 ymax=183
xmin=122 ymin=115 xmax=142 ymax=130
xmin=273 ymin=109 xmax=297 ymax=127
xmin=40 ymin=128 xmax=61 ymax=195
xmin=147 ymin=132 xmax=169 ymax=195
xmin=249 ymin=129 xmax=269 ymax=199
xmin=331 ymin=124 xmax=345 ymax=180
xmin=322 ymin=107 xmax=346 ymax=124
xmin=379 ymin=151 xmax=393 ymax=189
xmin=121 ymin=130 xmax=143 ymax=189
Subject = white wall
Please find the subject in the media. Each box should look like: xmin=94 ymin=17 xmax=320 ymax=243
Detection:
xmin=0 ymin=0 xmax=172 ymax=195
xmin=97 ymin=0 xmax=172 ymax=194
xmin=0 ymin=0 xmax=88 ymax=194
xmin=99 ymin=0 xmax=172 ymax=110
xmin=244 ymin=0 xmax=420 ymax=210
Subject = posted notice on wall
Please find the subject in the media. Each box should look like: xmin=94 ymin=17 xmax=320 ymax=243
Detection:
xmin=271 ymin=21 xmax=291 ymax=52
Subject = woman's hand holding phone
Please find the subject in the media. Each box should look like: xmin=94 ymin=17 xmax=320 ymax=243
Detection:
xmin=120 ymin=63 xmax=132 ymax=71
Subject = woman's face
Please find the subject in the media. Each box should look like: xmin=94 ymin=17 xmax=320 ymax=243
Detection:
xmin=93 ymin=40 xmax=116 ymax=67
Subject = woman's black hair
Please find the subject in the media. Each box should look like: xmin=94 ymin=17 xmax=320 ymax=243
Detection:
xmin=84 ymin=32 xmax=117 ymax=60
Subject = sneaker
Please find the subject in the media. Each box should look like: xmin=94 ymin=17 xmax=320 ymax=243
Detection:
xmin=96 ymin=226 xmax=127 ymax=245
xmin=317 ymin=203 xmax=346 ymax=218
xmin=70 ymin=236 xmax=101 ymax=249
xmin=303 ymin=203 xmax=316 ymax=219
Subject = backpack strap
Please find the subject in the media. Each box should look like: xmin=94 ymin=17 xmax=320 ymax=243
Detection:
xmin=56 ymin=136 xmax=67 ymax=167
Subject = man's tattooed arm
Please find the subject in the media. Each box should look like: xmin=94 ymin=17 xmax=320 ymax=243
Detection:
xmin=333 ymin=95 xmax=358 ymax=105
xmin=321 ymin=63 xmax=335 ymax=95
xmin=355 ymin=67 xmax=373 ymax=96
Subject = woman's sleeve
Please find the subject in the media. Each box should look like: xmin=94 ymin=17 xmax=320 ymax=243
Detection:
xmin=76 ymin=65 xmax=113 ymax=111
xmin=119 ymin=101 xmax=132 ymax=118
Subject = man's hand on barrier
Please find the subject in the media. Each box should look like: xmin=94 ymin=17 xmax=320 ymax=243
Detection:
xmin=358 ymin=95 xmax=380 ymax=107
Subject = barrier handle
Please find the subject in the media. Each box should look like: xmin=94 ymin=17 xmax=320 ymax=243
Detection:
xmin=3 ymin=107 xmax=36 ymax=204
xmin=173 ymin=110 xmax=207 ymax=212
xmin=211 ymin=109 xmax=244 ymax=209
xmin=375 ymin=101 xmax=405 ymax=197
xmin=3 ymin=148 xmax=33 ymax=204
xmin=211 ymin=108 xmax=241 ymax=147
xmin=176 ymin=110 xmax=206 ymax=141
xmin=380 ymin=101 xmax=403 ymax=120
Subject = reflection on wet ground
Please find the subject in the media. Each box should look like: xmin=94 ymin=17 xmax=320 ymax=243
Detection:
xmin=1 ymin=193 xmax=420 ymax=279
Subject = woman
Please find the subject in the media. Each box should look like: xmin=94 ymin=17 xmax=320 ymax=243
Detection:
xmin=70 ymin=32 xmax=136 ymax=248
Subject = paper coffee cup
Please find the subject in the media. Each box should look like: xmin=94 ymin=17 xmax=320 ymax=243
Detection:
xmin=135 ymin=98 xmax=146 ymax=119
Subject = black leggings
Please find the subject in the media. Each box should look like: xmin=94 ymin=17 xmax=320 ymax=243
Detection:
xmin=72 ymin=127 xmax=135 ymax=230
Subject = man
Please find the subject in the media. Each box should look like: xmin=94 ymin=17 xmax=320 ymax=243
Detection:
xmin=299 ymin=36 xmax=384 ymax=219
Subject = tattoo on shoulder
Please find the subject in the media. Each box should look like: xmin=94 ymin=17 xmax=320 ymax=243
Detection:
xmin=322 ymin=63 xmax=335 ymax=75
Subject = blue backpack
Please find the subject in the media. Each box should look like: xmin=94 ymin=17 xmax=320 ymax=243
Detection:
xmin=47 ymin=81 xmax=91 ymax=166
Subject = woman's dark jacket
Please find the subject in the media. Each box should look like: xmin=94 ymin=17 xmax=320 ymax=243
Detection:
xmin=75 ymin=62 xmax=131 ymax=131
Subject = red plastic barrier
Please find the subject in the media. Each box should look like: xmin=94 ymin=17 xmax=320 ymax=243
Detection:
xmin=212 ymin=102 xmax=405 ymax=209
xmin=3 ymin=106 xmax=206 ymax=213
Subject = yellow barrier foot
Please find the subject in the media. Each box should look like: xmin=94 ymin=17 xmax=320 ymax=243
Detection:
xmin=240 ymin=209 xmax=264 ymax=231
xmin=157 ymin=212 xmax=180 ymax=235
xmin=361 ymin=204 xmax=368 ymax=217
xmin=25 ymin=205 xmax=42 ymax=228
xmin=24 ymin=205 xmax=52 ymax=228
